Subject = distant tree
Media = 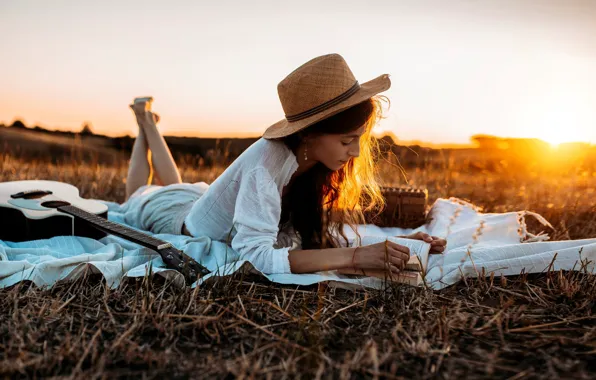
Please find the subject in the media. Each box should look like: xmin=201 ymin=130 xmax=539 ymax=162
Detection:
xmin=10 ymin=119 xmax=27 ymax=129
xmin=379 ymin=134 xmax=396 ymax=146
xmin=471 ymin=134 xmax=501 ymax=149
xmin=79 ymin=122 xmax=94 ymax=136
xmin=380 ymin=132 xmax=398 ymax=145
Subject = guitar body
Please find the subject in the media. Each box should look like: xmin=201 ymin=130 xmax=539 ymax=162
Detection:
xmin=0 ymin=180 xmax=108 ymax=242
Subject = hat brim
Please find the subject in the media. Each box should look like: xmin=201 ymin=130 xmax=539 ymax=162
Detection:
xmin=262 ymin=73 xmax=391 ymax=139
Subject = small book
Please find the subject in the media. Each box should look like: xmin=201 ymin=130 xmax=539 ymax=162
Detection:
xmin=331 ymin=236 xmax=431 ymax=288
xmin=357 ymin=236 xmax=431 ymax=274
xmin=330 ymin=270 xmax=423 ymax=289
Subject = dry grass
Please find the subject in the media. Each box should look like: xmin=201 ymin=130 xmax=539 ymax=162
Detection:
xmin=1 ymin=142 xmax=596 ymax=378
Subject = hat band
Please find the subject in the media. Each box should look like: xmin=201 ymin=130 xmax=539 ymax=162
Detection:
xmin=285 ymin=81 xmax=361 ymax=122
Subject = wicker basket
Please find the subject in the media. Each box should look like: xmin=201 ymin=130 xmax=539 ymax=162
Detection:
xmin=364 ymin=186 xmax=429 ymax=228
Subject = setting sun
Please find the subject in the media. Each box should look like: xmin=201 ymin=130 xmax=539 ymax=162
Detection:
xmin=541 ymin=127 xmax=583 ymax=147
xmin=539 ymin=111 xmax=591 ymax=147
xmin=519 ymin=87 xmax=595 ymax=147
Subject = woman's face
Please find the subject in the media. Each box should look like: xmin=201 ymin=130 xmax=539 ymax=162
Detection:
xmin=308 ymin=125 xmax=366 ymax=171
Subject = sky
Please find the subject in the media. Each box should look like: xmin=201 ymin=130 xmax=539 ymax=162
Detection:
xmin=1 ymin=0 xmax=595 ymax=145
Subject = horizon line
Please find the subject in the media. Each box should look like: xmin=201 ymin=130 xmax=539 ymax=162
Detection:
xmin=2 ymin=121 xmax=595 ymax=149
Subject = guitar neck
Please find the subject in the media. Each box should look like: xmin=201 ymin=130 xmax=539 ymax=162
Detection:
xmin=57 ymin=204 xmax=171 ymax=251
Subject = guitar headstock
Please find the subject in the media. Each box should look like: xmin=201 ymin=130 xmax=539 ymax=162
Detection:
xmin=158 ymin=246 xmax=210 ymax=285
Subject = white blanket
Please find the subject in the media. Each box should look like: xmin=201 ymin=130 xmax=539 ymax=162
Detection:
xmin=1 ymin=197 xmax=595 ymax=290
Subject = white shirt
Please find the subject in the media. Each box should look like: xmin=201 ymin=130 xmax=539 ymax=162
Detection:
xmin=184 ymin=138 xmax=300 ymax=274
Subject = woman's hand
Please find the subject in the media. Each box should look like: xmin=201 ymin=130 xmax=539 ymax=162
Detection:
xmin=399 ymin=231 xmax=447 ymax=253
xmin=351 ymin=240 xmax=411 ymax=275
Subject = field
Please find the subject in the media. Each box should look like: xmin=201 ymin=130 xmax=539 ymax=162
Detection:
xmin=1 ymin=129 xmax=596 ymax=378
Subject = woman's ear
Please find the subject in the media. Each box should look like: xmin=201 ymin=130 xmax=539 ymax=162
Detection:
xmin=300 ymin=130 xmax=321 ymax=144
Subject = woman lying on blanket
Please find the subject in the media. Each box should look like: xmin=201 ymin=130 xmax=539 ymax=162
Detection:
xmin=124 ymin=53 xmax=447 ymax=279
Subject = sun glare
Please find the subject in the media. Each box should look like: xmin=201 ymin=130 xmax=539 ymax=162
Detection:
xmin=530 ymin=100 xmax=593 ymax=147
xmin=541 ymin=128 xmax=575 ymax=147
xmin=540 ymin=124 xmax=587 ymax=148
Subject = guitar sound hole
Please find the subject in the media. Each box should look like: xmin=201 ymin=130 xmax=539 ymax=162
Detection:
xmin=41 ymin=201 xmax=71 ymax=208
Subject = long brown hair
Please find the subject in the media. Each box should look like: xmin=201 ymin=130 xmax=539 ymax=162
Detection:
xmin=280 ymin=95 xmax=389 ymax=249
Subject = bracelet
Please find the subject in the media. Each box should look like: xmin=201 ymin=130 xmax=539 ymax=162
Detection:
xmin=384 ymin=238 xmax=389 ymax=259
xmin=352 ymin=246 xmax=359 ymax=271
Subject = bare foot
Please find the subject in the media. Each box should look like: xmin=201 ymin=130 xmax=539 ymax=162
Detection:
xmin=129 ymin=98 xmax=160 ymax=125
xmin=152 ymin=112 xmax=160 ymax=124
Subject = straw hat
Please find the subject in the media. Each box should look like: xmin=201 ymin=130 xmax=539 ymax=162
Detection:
xmin=262 ymin=53 xmax=391 ymax=139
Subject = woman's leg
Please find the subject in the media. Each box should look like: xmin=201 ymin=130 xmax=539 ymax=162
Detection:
xmin=131 ymin=101 xmax=182 ymax=187
xmin=125 ymin=100 xmax=182 ymax=200
xmin=125 ymin=111 xmax=152 ymax=200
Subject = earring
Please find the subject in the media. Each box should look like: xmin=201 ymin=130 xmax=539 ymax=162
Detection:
xmin=304 ymin=144 xmax=308 ymax=161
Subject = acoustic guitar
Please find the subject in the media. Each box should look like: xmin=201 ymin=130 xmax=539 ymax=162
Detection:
xmin=0 ymin=180 xmax=210 ymax=284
